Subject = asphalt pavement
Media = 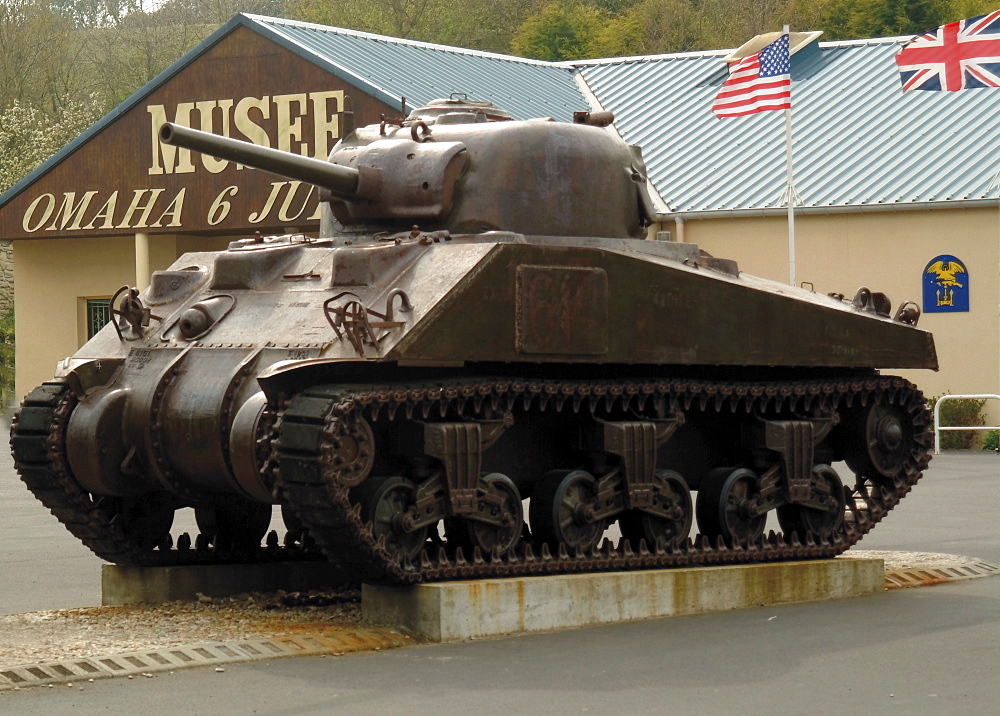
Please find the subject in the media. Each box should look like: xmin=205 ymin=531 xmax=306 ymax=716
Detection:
xmin=1 ymin=428 xmax=998 ymax=714
xmin=4 ymin=577 xmax=997 ymax=715
xmin=0 ymin=411 xmax=273 ymax=615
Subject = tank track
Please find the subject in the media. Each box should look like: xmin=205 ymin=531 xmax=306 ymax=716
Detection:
xmin=10 ymin=375 xmax=931 ymax=580
xmin=9 ymin=381 xmax=321 ymax=567
xmin=273 ymin=374 xmax=932 ymax=584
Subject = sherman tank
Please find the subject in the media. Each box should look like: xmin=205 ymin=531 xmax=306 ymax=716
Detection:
xmin=10 ymin=96 xmax=937 ymax=584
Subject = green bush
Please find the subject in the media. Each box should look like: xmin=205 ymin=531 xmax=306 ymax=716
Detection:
xmin=928 ymin=394 xmax=988 ymax=450
xmin=983 ymin=430 xmax=1000 ymax=452
xmin=0 ymin=311 xmax=13 ymax=408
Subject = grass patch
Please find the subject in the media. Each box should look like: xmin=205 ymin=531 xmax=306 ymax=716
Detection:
xmin=0 ymin=311 xmax=13 ymax=407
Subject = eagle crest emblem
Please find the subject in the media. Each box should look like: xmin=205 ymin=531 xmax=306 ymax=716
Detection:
xmin=923 ymin=255 xmax=969 ymax=312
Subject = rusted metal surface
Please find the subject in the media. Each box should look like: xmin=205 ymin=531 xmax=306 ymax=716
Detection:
xmin=515 ymin=265 xmax=608 ymax=355
xmin=10 ymin=96 xmax=938 ymax=585
xmin=159 ymin=123 xmax=362 ymax=199
xmin=322 ymin=289 xmax=412 ymax=357
xmin=573 ymin=110 xmax=615 ymax=126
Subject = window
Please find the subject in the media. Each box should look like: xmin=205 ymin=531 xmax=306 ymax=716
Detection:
xmin=87 ymin=298 xmax=111 ymax=339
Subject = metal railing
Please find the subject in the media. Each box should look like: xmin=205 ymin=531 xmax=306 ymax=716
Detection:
xmin=933 ymin=394 xmax=1000 ymax=454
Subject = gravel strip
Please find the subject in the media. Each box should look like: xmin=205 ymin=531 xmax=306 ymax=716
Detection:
xmin=0 ymin=591 xmax=362 ymax=668
xmin=839 ymin=550 xmax=992 ymax=570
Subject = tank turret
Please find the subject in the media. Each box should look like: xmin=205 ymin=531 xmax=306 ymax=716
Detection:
xmin=12 ymin=96 xmax=937 ymax=586
xmin=160 ymin=97 xmax=655 ymax=240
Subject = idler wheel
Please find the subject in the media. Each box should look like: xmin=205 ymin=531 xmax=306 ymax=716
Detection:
xmin=195 ymin=496 xmax=272 ymax=551
xmin=328 ymin=414 xmax=376 ymax=487
xmin=696 ymin=467 xmax=766 ymax=544
xmin=355 ymin=476 xmax=428 ymax=562
xmin=465 ymin=473 xmax=524 ymax=556
xmin=619 ymin=469 xmax=692 ymax=548
xmin=110 ymin=493 xmax=176 ymax=551
xmin=842 ymin=400 xmax=913 ymax=483
xmin=529 ymin=470 xmax=605 ymax=553
xmin=776 ymin=465 xmax=847 ymax=541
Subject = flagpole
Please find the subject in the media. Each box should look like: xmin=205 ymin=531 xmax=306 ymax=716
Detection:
xmin=991 ymin=171 xmax=1000 ymax=411
xmin=783 ymin=24 xmax=796 ymax=286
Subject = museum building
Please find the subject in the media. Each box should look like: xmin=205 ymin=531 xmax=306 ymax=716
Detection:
xmin=1 ymin=13 xmax=998 ymax=422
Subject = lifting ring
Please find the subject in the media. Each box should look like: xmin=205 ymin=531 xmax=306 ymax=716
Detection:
xmin=411 ymin=121 xmax=433 ymax=143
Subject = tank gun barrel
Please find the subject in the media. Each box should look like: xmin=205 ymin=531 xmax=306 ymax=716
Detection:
xmin=159 ymin=123 xmax=360 ymax=197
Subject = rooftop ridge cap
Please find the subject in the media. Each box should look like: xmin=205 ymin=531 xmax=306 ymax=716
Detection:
xmin=818 ymin=35 xmax=912 ymax=48
xmin=567 ymin=34 xmax=914 ymax=68
xmin=244 ymin=13 xmax=569 ymax=69
xmin=566 ymin=49 xmax=731 ymax=67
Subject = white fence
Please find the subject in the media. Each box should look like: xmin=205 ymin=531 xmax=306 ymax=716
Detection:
xmin=933 ymin=394 xmax=1000 ymax=454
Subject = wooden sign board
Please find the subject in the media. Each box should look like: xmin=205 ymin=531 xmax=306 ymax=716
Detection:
xmin=0 ymin=26 xmax=396 ymax=241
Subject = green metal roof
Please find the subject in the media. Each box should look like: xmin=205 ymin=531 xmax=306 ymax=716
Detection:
xmin=246 ymin=15 xmax=587 ymax=121
xmin=577 ymin=38 xmax=1000 ymax=216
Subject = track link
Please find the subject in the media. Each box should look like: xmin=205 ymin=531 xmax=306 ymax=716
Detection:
xmin=9 ymin=382 xmax=320 ymax=567
xmin=10 ymin=375 xmax=930 ymax=580
xmin=273 ymin=374 xmax=932 ymax=584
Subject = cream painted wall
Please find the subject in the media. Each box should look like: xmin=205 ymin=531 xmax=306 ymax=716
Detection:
xmin=177 ymin=235 xmax=234 ymax=255
xmin=14 ymin=236 xmax=135 ymax=398
xmin=147 ymin=234 xmax=178 ymax=284
xmin=667 ymin=207 xmax=1000 ymax=423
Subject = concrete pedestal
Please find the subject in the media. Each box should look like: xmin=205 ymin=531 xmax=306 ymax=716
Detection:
xmin=363 ymin=558 xmax=884 ymax=642
xmin=102 ymin=562 xmax=349 ymax=605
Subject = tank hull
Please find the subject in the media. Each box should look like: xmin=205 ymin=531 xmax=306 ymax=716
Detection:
xmin=11 ymin=232 xmax=935 ymax=583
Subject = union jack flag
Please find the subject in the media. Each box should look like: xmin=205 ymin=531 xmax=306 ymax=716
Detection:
xmin=895 ymin=11 xmax=1000 ymax=91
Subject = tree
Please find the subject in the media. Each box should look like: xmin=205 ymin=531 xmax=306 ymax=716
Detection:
xmin=50 ymin=0 xmax=138 ymax=27
xmin=0 ymin=95 xmax=104 ymax=193
xmin=950 ymin=0 xmax=1000 ymax=19
xmin=157 ymin=0 xmax=286 ymax=25
xmin=511 ymin=1 xmax=607 ymax=60
xmin=288 ymin=0 xmax=433 ymax=38
xmin=0 ymin=0 xmax=76 ymax=108
xmin=586 ymin=0 xmax=641 ymax=12
xmin=785 ymin=0 xmax=963 ymax=40
xmin=846 ymin=0 xmax=950 ymax=37
xmin=723 ymin=0 xmax=787 ymax=38
xmin=289 ymin=0 xmax=543 ymax=52
xmin=596 ymin=0 xmax=712 ymax=55
xmin=75 ymin=2 xmax=214 ymax=107
xmin=420 ymin=0 xmax=542 ymax=54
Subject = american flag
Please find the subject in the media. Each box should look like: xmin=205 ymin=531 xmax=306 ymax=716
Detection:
xmin=896 ymin=11 xmax=1000 ymax=91
xmin=712 ymin=34 xmax=791 ymax=118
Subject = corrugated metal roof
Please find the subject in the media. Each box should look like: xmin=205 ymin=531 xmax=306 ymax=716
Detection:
xmin=246 ymin=15 xmax=587 ymax=121
xmin=578 ymin=38 xmax=1000 ymax=215
xmin=5 ymin=18 xmax=1000 ymax=219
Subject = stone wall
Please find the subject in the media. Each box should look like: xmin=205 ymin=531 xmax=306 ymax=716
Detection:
xmin=0 ymin=241 xmax=11 ymax=317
